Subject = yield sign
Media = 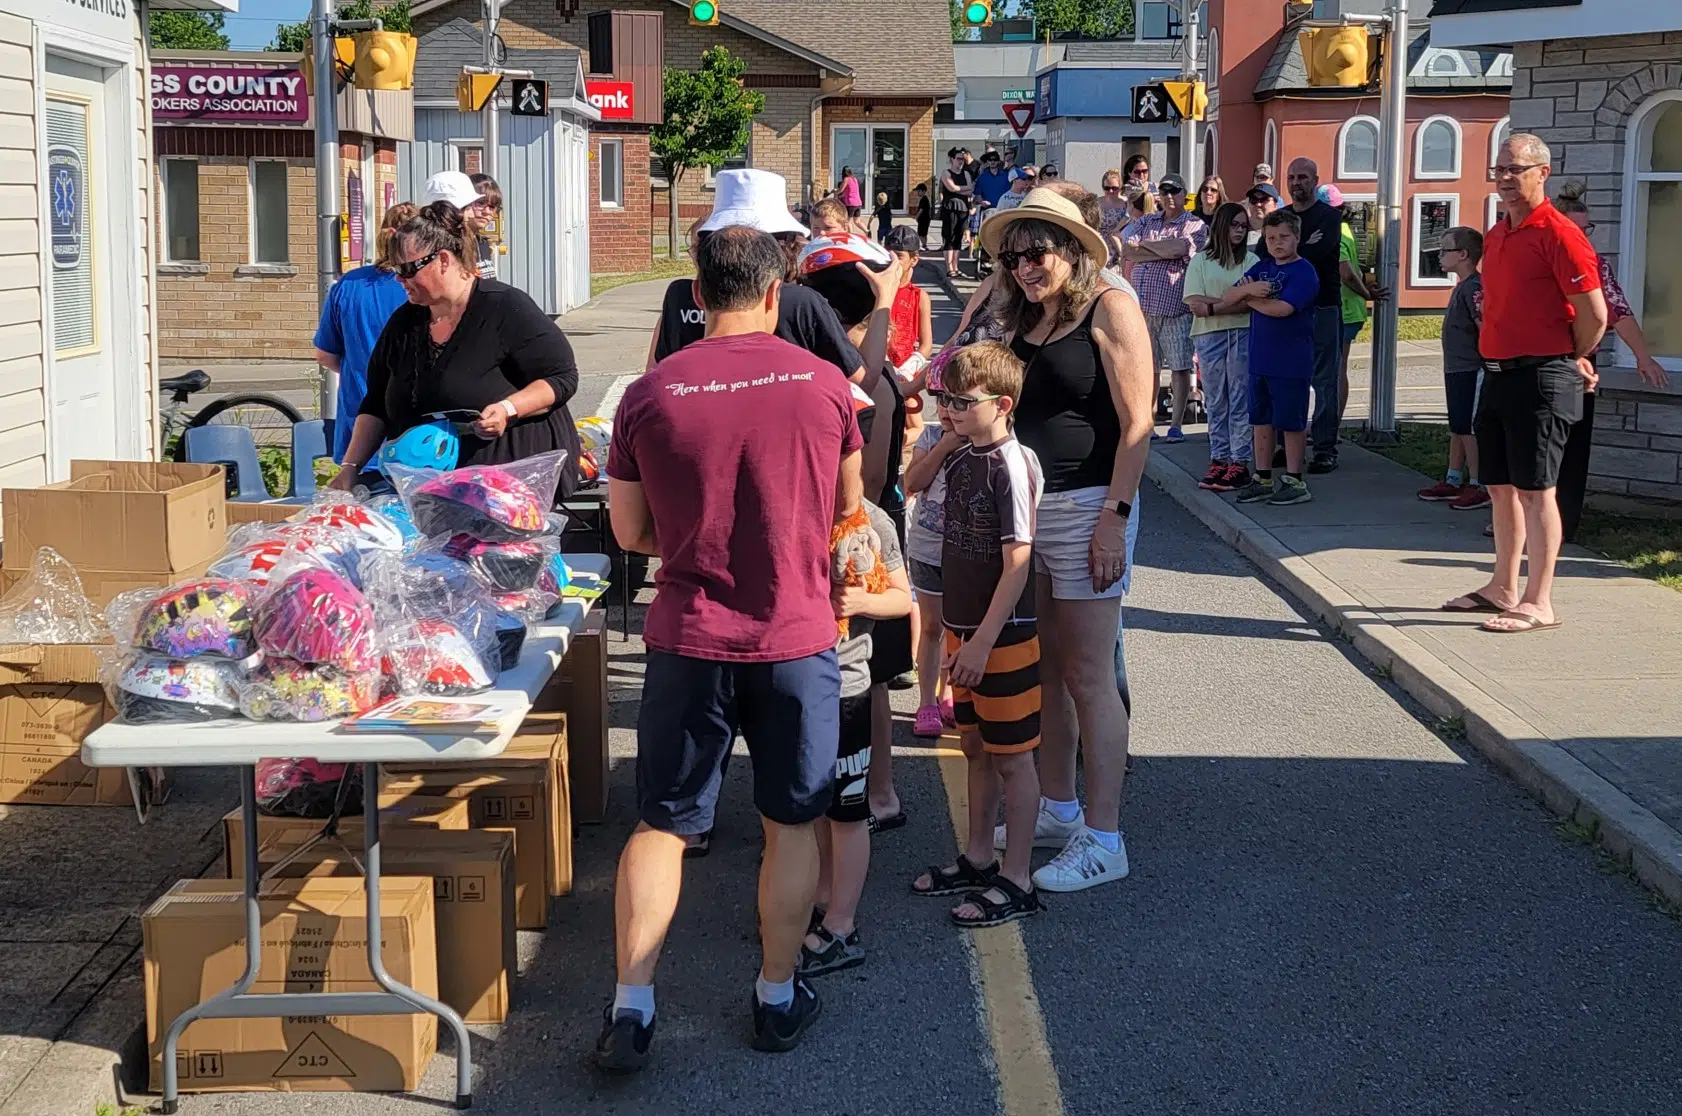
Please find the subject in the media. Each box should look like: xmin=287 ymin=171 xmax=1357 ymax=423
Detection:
xmin=1003 ymin=101 xmax=1035 ymax=137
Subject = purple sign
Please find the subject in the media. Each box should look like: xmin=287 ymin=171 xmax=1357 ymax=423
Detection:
xmin=150 ymin=64 xmax=308 ymax=125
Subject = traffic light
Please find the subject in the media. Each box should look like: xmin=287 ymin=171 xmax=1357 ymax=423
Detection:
xmin=963 ymin=0 xmax=993 ymax=27
xmin=688 ymin=0 xmax=718 ymax=26
xmin=456 ymin=70 xmax=503 ymax=113
xmin=353 ymin=30 xmax=417 ymax=91
xmin=300 ymin=36 xmax=355 ymax=96
xmin=1161 ymin=80 xmax=1208 ymax=121
xmin=1299 ymin=26 xmax=1370 ymax=87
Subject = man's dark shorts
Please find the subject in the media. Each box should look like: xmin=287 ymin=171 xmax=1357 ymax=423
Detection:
xmin=636 ymin=648 xmax=840 ymax=836
xmin=1445 ymin=370 xmax=1481 ymax=436
xmin=828 ymin=693 xmax=873 ymax=824
xmin=1474 ymin=357 xmax=1583 ymax=491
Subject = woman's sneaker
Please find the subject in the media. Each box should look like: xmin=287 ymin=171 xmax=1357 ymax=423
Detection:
xmin=1198 ymin=461 xmax=1229 ymax=490
xmin=994 ymin=799 xmax=1084 ymax=851
xmin=913 ymin=704 xmax=944 ymax=738
xmin=1215 ymin=463 xmax=1251 ymax=492
xmin=1032 ymin=829 xmax=1130 ymax=893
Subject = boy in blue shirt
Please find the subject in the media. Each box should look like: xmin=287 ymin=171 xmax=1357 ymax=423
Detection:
xmin=1213 ymin=209 xmax=1320 ymax=506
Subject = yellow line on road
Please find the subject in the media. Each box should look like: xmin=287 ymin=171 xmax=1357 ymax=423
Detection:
xmin=933 ymin=745 xmax=1066 ymax=1116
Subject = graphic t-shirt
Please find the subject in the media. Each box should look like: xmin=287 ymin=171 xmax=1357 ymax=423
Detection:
xmin=907 ymin=424 xmax=952 ymax=565
xmin=1241 ymin=256 xmax=1320 ymax=379
xmin=1338 ymin=223 xmax=1368 ymax=326
xmin=608 ymin=333 xmax=864 ymax=661
xmin=940 ymin=437 xmax=1042 ymax=634
xmin=1442 ymin=272 xmax=1485 ymax=374
xmin=1292 ymin=200 xmax=1344 ymax=308
xmin=653 ymin=279 xmax=864 ymax=377
xmin=312 ymin=264 xmax=410 ymax=462
xmin=836 ymin=501 xmax=904 ymax=700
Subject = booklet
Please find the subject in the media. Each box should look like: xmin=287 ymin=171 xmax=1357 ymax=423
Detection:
xmin=339 ymin=694 xmax=525 ymax=735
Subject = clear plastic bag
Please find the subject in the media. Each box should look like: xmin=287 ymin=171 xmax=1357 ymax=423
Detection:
xmin=491 ymin=586 xmax=558 ymax=624
xmin=380 ymin=617 xmax=497 ymax=696
xmin=238 ymin=657 xmax=382 ymax=722
xmin=434 ymin=532 xmax=562 ymax=592
xmin=252 ymin=568 xmax=379 ymax=672
xmin=209 ymin=523 xmax=361 ymax=589
xmin=107 ymin=651 xmax=244 ymax=724
xmin=255 ymin=758 xmax=363 ymax=817
xmin=493 ymin=610 xmax=527 ymax=670
xmin=367 ymin=493 xmax=422 ymax=544
xmin=106 ymin=578 xmax=258 ymax=660
xmin=0 ymin=547 xmax=108 ymax=645
xmin=389 ymin=450 xmax=568 ymax=543
xmin=359 ymin=550 xmax=502 ymax=681
xmin=287 ymin=499 xmax=407 ymax=554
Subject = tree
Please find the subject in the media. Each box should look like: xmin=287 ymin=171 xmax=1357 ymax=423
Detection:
xmin=1023 ymin=0 xmax=1134 ymax=39
xmin=150 ymin=11 xmax=230 ymax=51
xmin=268 ymin=0 xmax=412 ymax=52
xmin=652 ymin=46 xmax=765 ymax=260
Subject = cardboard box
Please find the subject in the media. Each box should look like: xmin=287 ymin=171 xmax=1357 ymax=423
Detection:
xmin=380 ymin=769 xmax=550 ymax=929
xmin=227 ymin=502 xmax=301 ymax=526
xmin=535 ymin=611 xmax=607 ymax=824
xmin=223 ymin=797 xmax=470 ymax=878
xmin=0 ymin=641 xmax=130 ymax=806
xmin=144 ymin=876 xmax=437 ymax=1094
xmin=256 ymin=828 xmax=518 ymax=1024
xmin=2 ymin=462 xmax=226 ymax=596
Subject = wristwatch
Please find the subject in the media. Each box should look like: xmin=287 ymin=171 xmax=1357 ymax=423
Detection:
xmin=1111 ymin=498 xmax=1132 ymax=519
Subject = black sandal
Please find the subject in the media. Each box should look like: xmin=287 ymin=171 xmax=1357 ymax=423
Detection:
xmin=683 ymin=830 xmax=712 ymax=859
xmin=911 ymin=854 xmax=999 ymax=897
xmin=951 ymin=876 xmax=1045 ymax=929
xmin=798 ymin=924 xmax=865 ymax=977
xmin=806 ymin=905 xmax=827 ymax=937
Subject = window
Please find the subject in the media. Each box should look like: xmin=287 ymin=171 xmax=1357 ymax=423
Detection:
xmin=161 ymin=157 xmax=200 ymax=262
xmin=1206 ymin=29 xmax=1219 ymax=92
xmin=1263 ymin=119 xmax=1277 ymax=172
xmin=1337 ymin=115 xmax=1380 ymax=180
xmin=707 ymin=145 xmax=750 ymax=186
xmin=587 ymin=10 xmax=613 ymax=74
xmin=1415 ymin=115 xmax=1461 ymax=180
xmin=1487 ymin=192 xmax=1504 ymax=231
xmin=1410 ymin=194 xmax=1459 ymax=287
xmin=1427 ymin=52 xmax=1465 ymax=77
xmin=451 ymin=140 xmax=484 ymax=176
xmin=1203 ymin=125 xmax=1217 ymax=181
xmin=1489 ymin=116 xmax=1511 ymax=179
xmin=1623 ymin=90 xmax=1682 ymax=369
xmin=250 ymin=159 xmax=289 ymax=264
xmin=600 ymin=138 xmax=623 ymax=208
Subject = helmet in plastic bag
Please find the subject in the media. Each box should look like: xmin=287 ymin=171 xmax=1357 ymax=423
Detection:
xmin=255 ymin=758 xmax=361 ymax=818
xmin=440 ymin=534 xmax=549 ymax=591
xmin=133 ymin=579 xmax=256 ymax=660
xmin=797 ymin=233 xmax=896 ymax=328
xmin=367 ymin=494 xmax=421 ymax=543
xmin=537 ymin=553 xmax=572 ymax=597
xmin=254 ymin=569 xmax=377 ymax=671
xmin=493 ymin=610 xmax=526 ymax=670
xmin=116 ymin=653 xmax=243 ymax=724
xmin=492 ymin=587 xmax=558 ymax=623
xmin=410 ymin=466 xmax=547 ymax=542
xmin=208 ymin=534 xmax=356 ymax=588
xmin=292 ymin=502 xmax=406 ymax=554
xmin=382 ymin=618 xmax=495 ymax=696
xmin=377 ymin=420 xmax=460 ymax=475
xmin=240 ymin=658 xmax=381 ymax=722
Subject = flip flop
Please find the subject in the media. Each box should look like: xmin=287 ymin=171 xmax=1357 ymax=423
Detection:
xmin=869 ymin=810 xmax=908 ymax=834
xmin=1481 ymin=611 xmax=1562 ymax=634
xmin=1441 ymin=590 xmax=1507 ymax=613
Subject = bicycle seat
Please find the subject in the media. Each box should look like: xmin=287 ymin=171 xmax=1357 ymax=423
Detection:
xmin=159 ymin=369 xmax=211 ymax=397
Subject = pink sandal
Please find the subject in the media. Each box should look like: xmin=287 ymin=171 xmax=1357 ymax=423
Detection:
xmin=939 ymin=696 xmax=956 ymax=728
xmin=913 ymin=704 xmax=944 ymax=737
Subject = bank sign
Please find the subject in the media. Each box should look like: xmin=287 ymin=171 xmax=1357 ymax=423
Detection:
xmin=585 ymin=80 xmax=634 ymax=121
xmin=150 ymin=65 xmax=309 ymax=125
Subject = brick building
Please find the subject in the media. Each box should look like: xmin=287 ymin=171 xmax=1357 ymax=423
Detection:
xmin=151 ymin=51 xmax=411 ymax=363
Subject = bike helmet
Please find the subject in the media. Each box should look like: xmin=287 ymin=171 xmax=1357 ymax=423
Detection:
xmin=377 ymin=419 xmax=461 ymax=475
xmin=493 ymin=610 xmax=527 ymax=670
xmin=208 ymin=532 xmax=357 ymax=589
xmin=382 ymin=618 xmax=496 ymax=696
xmin=254 ymin=568 xmax=378 ymax=672
xmin=797 ymin=233 xmax=896 ymax=328
xmin=115 ymin=653 xmax=243 ymax=724
xmin=574 ymin=415 xmax=612 ymax=455
xmin=367 ymin=494 xmax=422 ymax=543
xmin=537 ymin=553 xmax=572 ymax=597
xmin=491 ymin=587 xmax=558 ymax=624
xmin=133 ymin=578 xmax=256 ymax=660
xmin=440 ymin=534 xmax=552 ymax=591
xmin=291 ymin=502 xmax=406 ymax=554
xmin=255 ymin=758 xmax=361 ymax=818
xmin=239 ymin=657 xmax=381 ymax=722
xmin=409 ymin=465 xmax=548 ymax=543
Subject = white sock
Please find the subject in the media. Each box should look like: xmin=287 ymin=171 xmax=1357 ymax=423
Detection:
xmin=613 ymin=983 xmax=655 ymax=1025
xmin=1044 ymin=797 xmax=1081 ymax=824
xmin=756 ymin=972 xmax=794 ymax=1009
xmin=1084 ymin=827 xmax=1121 ymax=854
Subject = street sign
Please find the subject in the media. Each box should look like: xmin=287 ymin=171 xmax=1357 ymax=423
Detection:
xmin=1001 ymin=88 xmax=1032 ymax=102
xmin=1132 ymin=83 xmax=1169 ymax=124
xmin=1003 ymin=102 xmax=1035 ymax=138
xmin=511 ymin=78 xmax=549 ymax=116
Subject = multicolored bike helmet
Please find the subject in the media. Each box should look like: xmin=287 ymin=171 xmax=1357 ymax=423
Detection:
xmin=797 ymin=232 xmax=896 ymax=328
xmin=377 ymin=420 xmax=460 ymax=475
xmin=254 ymin=568 xmax=377 ymax=672
xmin=255 ymin=758 xmax=361 ymax=818
xmin=440 ymin=534 xmax=551 ymax=591
xmin=116 ymin=653 xmax=243 ymax=724
xmin=291 ymin=502 xmax=406 ymax=554
xmin=239 ymin=657 xmax=381 ymax=722
xmin=133 ymin=578 xmax=256 ymax=660
xmin=410 ymin=466 xmax=548 ymax=543
xmin=382 ymin=618 xmax=495 ymax=696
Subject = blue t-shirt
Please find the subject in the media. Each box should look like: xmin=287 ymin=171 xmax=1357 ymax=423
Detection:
xmin=974 ymin=167 xmax=1012 ymax=208
xmin=312 ymin=265 xmax=410 ymax=461
xmin=1242 ymin=256 xmax=1319 ymax=380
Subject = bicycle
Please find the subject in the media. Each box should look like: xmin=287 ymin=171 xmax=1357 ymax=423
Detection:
xmin=158 ymin=369 xmax=304 ymax=463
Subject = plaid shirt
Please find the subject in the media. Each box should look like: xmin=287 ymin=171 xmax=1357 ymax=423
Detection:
xmin=1124 ymin=212 xmax=1207 ymax=317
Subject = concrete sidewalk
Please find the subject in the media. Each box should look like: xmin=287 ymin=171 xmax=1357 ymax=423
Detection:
xmin=1147 ymin=434 xmax=1682 ymax=906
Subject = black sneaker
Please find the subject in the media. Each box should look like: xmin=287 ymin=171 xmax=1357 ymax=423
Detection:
xmin=751 ymin=978 xmax=823 ymax=1053
xmin=593 ymin=1005 xmax=655 ymax=1074
xmin=888 ymin=669 xmax=917 ymax=691
xmin=1308 ymin=453 xmax=1339 ymax=474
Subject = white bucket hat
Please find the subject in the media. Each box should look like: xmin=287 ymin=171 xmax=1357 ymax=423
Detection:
xmin=420 ymin=170 xmax=483 ymax=209
xmin=699 ymin=169 xmax=809 ymax=236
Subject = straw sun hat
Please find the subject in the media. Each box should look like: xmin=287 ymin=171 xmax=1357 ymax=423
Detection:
xmin=978 ymin=187 xmax=1107 ymax=264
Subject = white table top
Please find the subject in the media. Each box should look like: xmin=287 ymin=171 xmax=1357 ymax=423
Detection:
xmin=81 ymin=554 xmax=609 ymax=769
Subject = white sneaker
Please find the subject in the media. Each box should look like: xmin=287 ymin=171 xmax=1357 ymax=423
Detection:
xmin=1032 ymin=829 xmax=1130 ymax=893
xmin=993 ymin=800 xmax=1085 ymax=851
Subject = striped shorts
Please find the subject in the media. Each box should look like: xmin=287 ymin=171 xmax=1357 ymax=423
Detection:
xmin=943 ymin=622 xmax=1042 ymax=754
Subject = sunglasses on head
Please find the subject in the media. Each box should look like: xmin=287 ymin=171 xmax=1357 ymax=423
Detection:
xmin=999 ymin=245 xmax=1052 ymax=271
xmin=933 ymin=390 xmax=1001 ymax=414
xmin=395 ymin=250 xmax=440 ymax=280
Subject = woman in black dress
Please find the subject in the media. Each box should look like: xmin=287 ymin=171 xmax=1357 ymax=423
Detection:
xmin=330 ymin=202 xmax=582 ymax=498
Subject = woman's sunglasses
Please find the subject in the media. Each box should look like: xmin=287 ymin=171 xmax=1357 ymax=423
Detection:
xmin=998 ymin=246 xmax=1052 ymax=271
xmin=394 ymin=250 xmax=440 ymax=280
xmin=933 ymin=391 xmax=1001 ymax=414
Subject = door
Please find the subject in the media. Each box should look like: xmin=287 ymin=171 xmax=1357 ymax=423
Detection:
xmin=871 ymin=127 xmax=907 ymax=213
xmin=44 ymin=58 xmax=117 ymax=476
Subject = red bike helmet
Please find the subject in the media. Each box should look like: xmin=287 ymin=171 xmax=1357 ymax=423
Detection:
xmin=254 ymin=568 xmax=378 ymax=672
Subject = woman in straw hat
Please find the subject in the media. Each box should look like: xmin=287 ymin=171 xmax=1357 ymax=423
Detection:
xmin=975 ymin=186 xmax=1154 ymax=895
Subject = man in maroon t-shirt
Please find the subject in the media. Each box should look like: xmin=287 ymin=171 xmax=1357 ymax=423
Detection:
xmin=596 ymin=226 xmax=864 ymax=1069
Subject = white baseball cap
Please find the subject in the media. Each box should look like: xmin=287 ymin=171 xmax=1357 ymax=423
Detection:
xmin=699 ymin=169 xmax=809 ymax=237
xmin=420 ymin=170 xmax=483 ymax=209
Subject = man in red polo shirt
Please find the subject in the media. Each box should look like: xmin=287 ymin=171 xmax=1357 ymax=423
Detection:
xmin=1444 ymin=133 xmax=1607 ymax=633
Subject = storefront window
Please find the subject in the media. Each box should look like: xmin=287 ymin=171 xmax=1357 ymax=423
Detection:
xmin=250 ymin=160 xmax=289 ymax=264
xmin=600 ymin=138 xmax=623 ymax=207
xmin=1626 ymin=92 xmax=1682 ymax=368
xmin=162 ymin=158 xmax=199 ymax=262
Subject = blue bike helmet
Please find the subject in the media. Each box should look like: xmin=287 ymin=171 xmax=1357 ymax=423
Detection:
xmin=377 ymin=420 xmax=460 ymax=475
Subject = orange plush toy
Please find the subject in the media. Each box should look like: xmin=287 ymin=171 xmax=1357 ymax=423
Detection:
xmin=830 ymin=506 xmax=888 ymax=638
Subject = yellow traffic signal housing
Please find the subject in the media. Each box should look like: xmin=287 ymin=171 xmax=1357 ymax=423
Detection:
xmin=688 ymin=0 xmax=719 ymax=26
xmin=354 ymin=30 xmax=417 ymax=91
xmin=300 ymin=36 xmax=356 ymax=96
xmin=962 ymin=0 xmax=994 ymax=27
xmin=456 ymin=70 xmax=503 ymax=113
xmin=1300 ymin=26 xmax=1370 ymax=88
xmin=1161 ymin=80 xmax=1208 ymax=121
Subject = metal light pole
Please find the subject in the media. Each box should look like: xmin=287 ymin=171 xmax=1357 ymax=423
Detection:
xmin=483 ymin=0 xmax=502 ymax=184
xmin=1368 ymin=0 xmax=1409 ymax=439
xmin=311 ymin=0 xmax=339 ymax=425
xmin=1180 ymin=0 xmax=1199 ymax=187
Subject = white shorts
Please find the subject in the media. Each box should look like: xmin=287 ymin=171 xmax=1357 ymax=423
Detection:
xmin=1032 ymin=486 xmax=1141 ymax=601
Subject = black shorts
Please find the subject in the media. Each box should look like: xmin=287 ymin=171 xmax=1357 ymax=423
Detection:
xmin=636 ymin=649 xmax=840 ymax=835
xmin=1445 ymin=370 xmax=1480 ymax=436
xmin=828 ymin=693 xmax=873 ymax=823
xmin=941 ymin=210 xmax=967 ymax=251
xmin=1474 ymin=357 xmax=1583 ymax=491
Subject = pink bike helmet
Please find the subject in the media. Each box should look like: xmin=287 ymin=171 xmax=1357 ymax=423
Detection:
xmin=440 ymin=534 xmax=549 ymax=591
xmin=410 ymin=466 xmax=547 ymax=542
xmin=382 ymin=618 xmax=496 ymax=696
xmin=240 ymin=658 xmax=381 ymax=723
xmin=254 ymin=568 xmax=377 ymax=672
xmin=133 ymin=578 xmax=256 ymax=660
xmin=255 ymin=757 xmax=361 ymax=817
xmin=116 ymin=653 xmax=243 ymax=723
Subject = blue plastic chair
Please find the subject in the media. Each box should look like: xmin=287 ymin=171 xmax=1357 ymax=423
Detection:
xmin=183 ymin=425 xmax=270 ymax=502
xmin=287 ymin=419 xmax=329 ymax=499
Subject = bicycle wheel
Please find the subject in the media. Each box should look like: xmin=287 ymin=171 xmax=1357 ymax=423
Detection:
xmin=186 ymin=393 xmax=304 ymax=451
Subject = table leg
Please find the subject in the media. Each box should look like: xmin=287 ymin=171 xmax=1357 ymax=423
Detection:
xmin=362 ymin=762 xmax=475 ymax=1110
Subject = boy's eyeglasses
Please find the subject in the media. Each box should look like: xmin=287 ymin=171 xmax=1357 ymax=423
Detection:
xmin=998 ymin=246 xmax=1051 ymax=271
xmin=394 ymin=251 xmax=440 ymax=280
xmin=933 ymin=391 xmax=1001 ymax=414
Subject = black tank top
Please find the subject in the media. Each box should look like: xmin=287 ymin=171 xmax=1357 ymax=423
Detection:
xmin=1010 ymin=293 xmax=1122 ymax=493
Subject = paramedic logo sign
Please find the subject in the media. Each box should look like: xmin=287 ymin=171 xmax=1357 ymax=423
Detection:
xmin=48 ymin=146 xmax=82 ymax=270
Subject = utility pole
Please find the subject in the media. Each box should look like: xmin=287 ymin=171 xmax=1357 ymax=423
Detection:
xmin=1180 ymin=0 xmax=1199 ymax=187
xmin=483 ymin=0 xmax=502 ymax=184
xmin=311 ymin=0 xmax=339 ymax=426
xmin=1368 ymin=0 xmax=1409 ymax=440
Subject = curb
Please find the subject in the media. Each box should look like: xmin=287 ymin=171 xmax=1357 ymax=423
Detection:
xmin=1144 ymin=449 xmax=1682 ymax=909
xmin=917 ymin=257 xmax=967 ymax=309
